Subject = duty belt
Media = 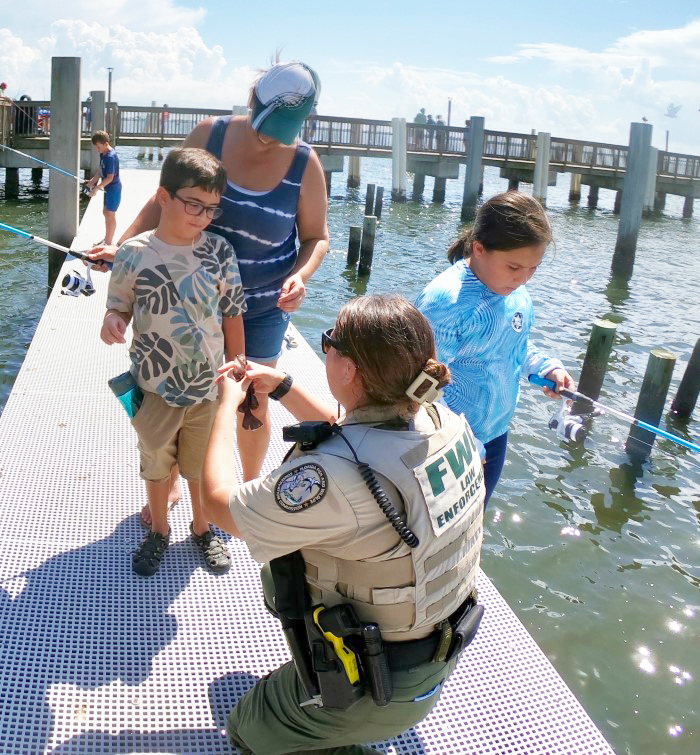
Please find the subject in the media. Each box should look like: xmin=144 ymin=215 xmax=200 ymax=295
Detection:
xmin=384 ymin=594 xmax=483 ymax=671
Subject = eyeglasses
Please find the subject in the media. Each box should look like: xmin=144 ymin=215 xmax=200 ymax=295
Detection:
xmin=321 ymin=327 xmax=344 ymax=355
xmin=168 ymin=191 xmax=223 ymax=220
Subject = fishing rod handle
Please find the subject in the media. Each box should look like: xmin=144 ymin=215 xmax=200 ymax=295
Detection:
xmin=527 ymin=374 xmax=577 ymax=401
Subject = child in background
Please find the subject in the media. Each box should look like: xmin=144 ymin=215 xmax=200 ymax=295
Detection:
xmin=101 ymin=147 xmax=246 ymax=576
xmin=86 ymin=130 xmax=121 ymax=245
xmin=416 ymin=191 xmax=575 ymax=506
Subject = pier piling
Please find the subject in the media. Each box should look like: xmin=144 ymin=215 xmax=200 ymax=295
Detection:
xmin=625 ymin=348 xmax=676 ymax=458
xmin=364 ymin=183 xmax=376 ymax=216
xmin=47 ymin=56 xmax=81 ymax=288
xmin=358 ymin=215 xmax=377 ymax=275
xmin=611 ymin=122 xmax=653 ymax=279
xmin=374 ymin=186 xmax=384 ymax=220
xmin=533 ymin=132 xmax=551 ymax=206
xmin=346 ymin=226 xmax=362 ymax=268
xmin=391 ymin=118 xmax=407 ymax=201
xmin=461 ymin=116 xmax=484 ymax=221
xmin=573 ymin=319 xmax=617 ymax=416
xmin=348 ymin=156 xmax=361 ymax=188
xmin=412 ymin=173 xmax=425 ymax=201
xmin=671 ymin=338 xmax=700 ymax=419
xmin=569 ymin=174 xmax=581 ymax=202
xmin=5 ymin=167 xmax=19 ymax=198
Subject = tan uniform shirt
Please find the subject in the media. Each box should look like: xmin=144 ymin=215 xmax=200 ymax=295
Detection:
xmin=229 ymin=406 xmax=437 ymax=564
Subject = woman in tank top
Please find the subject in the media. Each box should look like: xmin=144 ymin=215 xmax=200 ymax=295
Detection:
xmin=88 ymin=60 xmax=329 ymax=520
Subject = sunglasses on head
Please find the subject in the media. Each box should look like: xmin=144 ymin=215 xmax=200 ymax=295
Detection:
xmin=321 ymin=327 xmax=344 ymax=354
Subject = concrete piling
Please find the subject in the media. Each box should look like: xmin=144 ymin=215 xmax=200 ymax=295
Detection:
xmin=358 ymin=215 xmax=377 ymax=275
xmin=671 ymin=338 xmax=700 ymax=419
xmin=433 ymin=177 xmax=446 ymax=203
xmin=588 ymin=185 xmax=599 ymax=209
xmin=348 ymin=156 xmax=361 ymax=188
xmin=532 ymin=132 xmax=551 ymax=205
xmin=625 ymin=348 xmax=676 ymax=458
xmin=461 ymin=116 xmax=484 ymax=221
xmin=611 ymin=122 xmax=653 ymax=279
xmin=48 ymin=56 xmax=81 ymax=288
xmin=391 ymin=118 xmax=407 ymax=201
xmin=682 ymin=196 xmax=694 ymax=219
xmin=412 ymin=173 xmax=425 ymax=201
xmin=572 ymin=320 xmax=617 ymax=416
xmin=347 ymin=226 xmax=362 ymax=268
xmin=569 ymin=173 xmax=581 ymax=202
xmin=6 ymin=167 xmax=19 ymax=197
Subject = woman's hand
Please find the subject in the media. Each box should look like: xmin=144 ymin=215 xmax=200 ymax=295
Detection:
xmin=218 ymin=360 xmax=286 ymax=395
xmin=86 ymin=243 xmax=118 ymax=272
xmin=277 ymin=272 xmax=306 ymax=312
xmin=542 ymin=368 xmax=576 ymax=399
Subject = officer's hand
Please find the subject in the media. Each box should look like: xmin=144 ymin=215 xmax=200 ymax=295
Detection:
xmin=244 ymin=361 xmax=288 ymax=395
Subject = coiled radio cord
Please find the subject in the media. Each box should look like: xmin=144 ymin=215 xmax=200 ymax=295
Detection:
xmin=335 ymin=430 xmax=420 ymax=549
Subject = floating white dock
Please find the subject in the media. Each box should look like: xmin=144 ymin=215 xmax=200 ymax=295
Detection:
xmin=0 ymin=170 xmax=614 ymax=754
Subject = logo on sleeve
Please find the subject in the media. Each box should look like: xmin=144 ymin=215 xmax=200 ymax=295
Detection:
xmin=274 ymin=463 xmax=328 ymax=512
xmin=511 ymin=312 xmax=523 ymax=332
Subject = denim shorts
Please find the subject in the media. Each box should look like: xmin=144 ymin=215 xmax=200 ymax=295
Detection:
xmin=244 ymin=308 xmax=291 ymax=363
xmin=103 ymin=183 xmax=122 ymax=212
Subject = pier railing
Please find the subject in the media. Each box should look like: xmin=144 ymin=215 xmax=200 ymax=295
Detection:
xmin=2 ymin=103 xmax=698 ymax=182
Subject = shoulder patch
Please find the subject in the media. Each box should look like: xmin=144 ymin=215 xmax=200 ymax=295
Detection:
xmin=511 ymin=312 xmax=523 ymax=332
xmin=274 ymin=463 xmax=328 ymax=512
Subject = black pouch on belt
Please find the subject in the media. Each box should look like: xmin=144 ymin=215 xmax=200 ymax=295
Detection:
xmin=445 ymin=600 xmax=484 ymax=662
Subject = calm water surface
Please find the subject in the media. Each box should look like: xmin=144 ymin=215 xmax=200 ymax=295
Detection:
xmin=1 ymin=150 xmax=698 ymax=754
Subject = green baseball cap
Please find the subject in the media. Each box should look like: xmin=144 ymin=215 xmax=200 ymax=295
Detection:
xmin=251 ymin=61 xmax=321 ymax=145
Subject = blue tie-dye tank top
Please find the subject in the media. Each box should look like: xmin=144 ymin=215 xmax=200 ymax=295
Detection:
xmin=205 ymin=116 xmax=310 ymax=318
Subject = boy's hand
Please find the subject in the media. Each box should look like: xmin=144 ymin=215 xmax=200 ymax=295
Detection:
xmin=542 ymin=368 xmax=576 ymax=399
xmin=216 ymin=359 xmax=285 ymax=395
xmin=277 ymin=272 xmax=306 ymax=312
xmin=101 ymin=312 xmax=127 ymax=345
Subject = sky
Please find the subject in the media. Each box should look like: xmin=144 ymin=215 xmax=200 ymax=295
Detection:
xmin=1 ymin=0 xmax=699 ymax=154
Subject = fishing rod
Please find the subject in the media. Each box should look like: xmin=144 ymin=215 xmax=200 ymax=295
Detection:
xmin=529 ymin=374 xmax=700 ymax=454
xmin=0 ymin=220 xmax=112 ymax=299
xmin=0 ymin=143 xmax=92 ymax=184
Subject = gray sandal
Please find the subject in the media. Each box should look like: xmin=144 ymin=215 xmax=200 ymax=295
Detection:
xmin=190 ymin=524 xmax=231 ymax=573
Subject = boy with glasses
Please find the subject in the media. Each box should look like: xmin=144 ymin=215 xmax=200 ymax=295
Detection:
xmin=101 ymin=147 xmax=246 ymax=576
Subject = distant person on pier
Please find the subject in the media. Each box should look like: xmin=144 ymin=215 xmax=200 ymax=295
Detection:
xmin=416 ymin=191 xmax=576 ymax=505
xmin=462 ymin=119 xmax=470 ymax=152
xmin=85 ymin=130 xmax=121 ymax=245
xmin=425 ymin=114 xmax=436 ymax=149
xmin=413 ymin=107 xmax=427 ymax=148
xmin=0 ymin=82 xmax=10 ymax=101
xmin=100 ymin=147 xmax=246 ymax=577
xmin=88 ymin=60 xmax=329 ymax=524
xmin=436 ymin=114 xmax=446 ymax=151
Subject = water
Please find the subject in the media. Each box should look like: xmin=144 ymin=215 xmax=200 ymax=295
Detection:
xmin=1 ymin=150 xmax=699 ymax=754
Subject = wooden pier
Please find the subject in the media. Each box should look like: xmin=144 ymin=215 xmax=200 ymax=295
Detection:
xmin=0 ymin=169 xmax=615 ymax=754
xmin=2 ymin=97 xmax=698 ymax=217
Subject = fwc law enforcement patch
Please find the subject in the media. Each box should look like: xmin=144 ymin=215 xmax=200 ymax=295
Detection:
xmin=274 ymin=463 xmax=328 ymax=512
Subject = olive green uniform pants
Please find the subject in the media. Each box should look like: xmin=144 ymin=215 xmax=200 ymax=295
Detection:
xmin=227 ymin=654 xmax=457 ymax=754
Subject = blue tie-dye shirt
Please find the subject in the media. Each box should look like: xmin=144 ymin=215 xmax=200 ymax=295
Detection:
xmin=416 ymin=260 xmax=562 ymax=444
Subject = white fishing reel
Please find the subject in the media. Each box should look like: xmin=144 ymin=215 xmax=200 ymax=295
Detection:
xmin=61 ymin=266 xmax=95 ymax=297
xmin=549 ymin=397 xmax=587 ymax=442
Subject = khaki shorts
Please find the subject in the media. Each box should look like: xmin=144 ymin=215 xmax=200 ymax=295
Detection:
xmin=131 ymin=391 xmax=218 ymax=482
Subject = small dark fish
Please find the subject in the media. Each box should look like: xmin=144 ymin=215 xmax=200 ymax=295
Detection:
xmin=230 ymin=354 xmax=263 ymax=431
xmin=238 ymin=384 xmax=263 ymax=430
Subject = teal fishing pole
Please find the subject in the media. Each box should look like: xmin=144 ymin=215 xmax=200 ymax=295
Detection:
xmin=0 ymin=143 xmax=91 ymax=184
xmin=529 ymin=374 xmax=700 ymax=453
xmin=0 ymin=221 xmax=111 ymax=269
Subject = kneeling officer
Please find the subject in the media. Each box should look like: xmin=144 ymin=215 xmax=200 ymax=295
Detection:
xmin=202 ymin=294 xmax=485 ymax=754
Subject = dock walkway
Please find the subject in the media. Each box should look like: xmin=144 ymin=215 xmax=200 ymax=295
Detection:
xmin=0 ymin=171 xmax=614 ymax=754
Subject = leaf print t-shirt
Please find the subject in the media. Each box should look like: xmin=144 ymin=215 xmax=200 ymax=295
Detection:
xmin=107 ymin=230 xmax=246 ymax=407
